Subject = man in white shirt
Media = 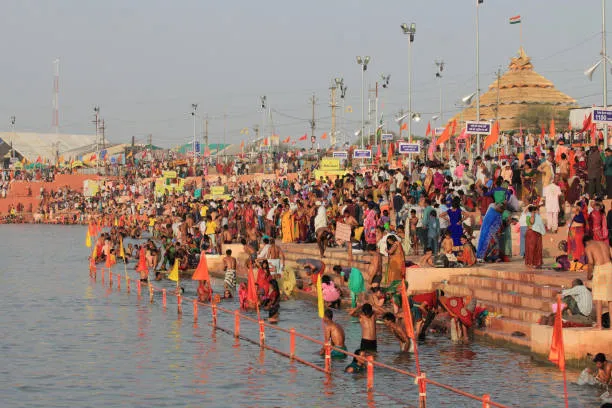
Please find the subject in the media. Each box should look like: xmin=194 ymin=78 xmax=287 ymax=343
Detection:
xmin=542 ymin=177 xmax=562 ymax=233
xmin=561 ymin=278 xmax=593 ymax=318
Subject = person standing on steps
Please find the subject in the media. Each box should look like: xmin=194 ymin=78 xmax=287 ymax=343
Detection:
xmin=585 ymin=235 xmax=612 ymax=329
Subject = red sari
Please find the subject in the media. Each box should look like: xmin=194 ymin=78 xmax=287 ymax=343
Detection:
xmin=568 ymin=214 xmax=586 ymax=262
xmin=524 ymin=229 xmax=543 ymax=267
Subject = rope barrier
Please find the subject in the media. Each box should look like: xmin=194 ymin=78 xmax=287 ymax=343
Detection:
xmin=90 ymin=265 xmax=512 ymax=408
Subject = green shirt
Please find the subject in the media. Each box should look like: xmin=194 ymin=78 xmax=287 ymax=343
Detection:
xmin=604 ymin=156 xmax=612 ymax=176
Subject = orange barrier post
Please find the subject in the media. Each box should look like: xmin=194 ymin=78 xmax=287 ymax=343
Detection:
xmin=324 ymin=343 xmax=331 ymax=373
xmin=289 ymin=328 xmax=296 ymax=358
xmin=109 ymin=271 xmax=113 ymax=287
xmin=101 ymin=269 xmax=105 ymax=284
xmin=177 ymin=293 xmax=182 ymax=314
xmin=162 ymin=289 xmax=167 ymax=308
xmin=482 ymin=394 xmax=490 ymax=408
xmin=137 ymin=279 xmax=141 ymax=296
xmin=149 ymin=285 xmax=154 ymax=303
xmin=259 ymin=320 xmax=265 ymax=346
xmin=234 ymin=310 xmax=240 ymax=337
xmin=418 ymin=373 xmax=427 ymax=408
xmin=117 ymin=275 xmax=121 ymax=290
xmin=366 ymin=356 xmax=374 ymax=391
xmin=126 ymin=278 xmax=130 ymax=293
xmin=193 ymin=300 xmax=198 ymax=322
xmin=212 ymin=304 xmax=217 ymax=328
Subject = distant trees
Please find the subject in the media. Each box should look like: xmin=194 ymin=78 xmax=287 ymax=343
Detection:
xmin=515 ymin=105 xmax=570 ymax=133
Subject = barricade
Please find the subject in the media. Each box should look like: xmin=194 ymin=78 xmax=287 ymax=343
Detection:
xmin=92 ymin=269 xmax=512 ymax=408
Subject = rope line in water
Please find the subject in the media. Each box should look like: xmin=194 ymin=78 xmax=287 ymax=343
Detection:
xmin=92 ymin=266 xmax=511 ymax=408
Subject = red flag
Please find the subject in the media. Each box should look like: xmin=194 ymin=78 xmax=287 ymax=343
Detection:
xmin=428 ymin=136 xmax=436 ymax=160
xmin=450 ymin=119 xmax=457 ymax=136
xmin=568 ymin=120 xmax=572 ymax=131
xmin=240 ymin=140 xmax=245 ymax=150
xmin=581 ymin=113 xmax=592 ymax=133
xmin=550 ymin=119 xmax=556 ymax=140
xmin=90 ymin=153 xmax=96 ymax=161
xmin=299 ymin=133 xmax=307 ymax=141
xmin=36 ymin=156 xmax=42 ymax=163
xmin=425 ymin=122 xmax=431 ymax=136
xmin=548 ymin=296 xmax=566 ymax=371
xmin=191 ymin=251 xmax=210 ymax=281
xmin=387 ymin=142 xmax=394 ymax=162
xmin=321 ymin=132 xmax=327 ymax=140
xmin=376 ymin=145 xmax=381 ymax=158
xmin=263 ymin=138 xmax=269 ymax=146
xmin=435 ymin=122 xmax=451 ymax=146
xmin=291 ymin=141 xmax=296 ymax=145
xmin=483 ymin=121 xmax=500 ymax=150
xmin=401 ymin=123 xmax=408 ymax=131
xmin=204 ymin=146 xmax=211 ymax=158
xmin=457 ymin=127 xmax=468 ymax=140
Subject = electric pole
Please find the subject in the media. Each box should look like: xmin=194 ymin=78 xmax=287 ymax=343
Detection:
xmin=10 ymin=116 xmax=15 ymax=160
xmin=204 ymin=115 xmax=209 ymax=152
xmin=99 ymin=119 xmax=106 ymax=149
xmin=93 ymin=106 xmax=100 ymax=173
xmin=309 ymin=93 xmax=317 ymax=149
xmin=330 ymin=83 xmax=337 ymax=147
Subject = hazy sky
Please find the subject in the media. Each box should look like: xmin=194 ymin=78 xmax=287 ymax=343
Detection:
xmin=0 ymin=0 xmax=606 ymax=148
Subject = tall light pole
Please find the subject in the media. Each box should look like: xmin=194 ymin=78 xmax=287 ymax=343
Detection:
xmin=191 ymin=103 xmax=198 ymax=158
xmin=335 ymin=78 xmax=347 ymax=147
xmin=10 ymin=116 xmax=15 ymax=160
xmin=356 ymin=56 xmax=370 ymax=148
xmin=435 ymin=61 xmax=444 ymax=122
xmin=401 ymin=23 xmax=416 ymax=143
xmin=476 ymin=0 xmax=483 ymax=155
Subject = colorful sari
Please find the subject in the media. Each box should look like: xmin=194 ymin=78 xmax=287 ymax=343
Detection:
xmin=476 ymin=205 xmax=503 ymax=261
xmin=281 ymin=210 xmax=295 ymax=243
xmin=568 ymin=213 xmax=586 ymax=262
xmin=590 ymin=210 xmax=609 ymax=242
xmin=447 ymin=207 xmax=463 ymax=246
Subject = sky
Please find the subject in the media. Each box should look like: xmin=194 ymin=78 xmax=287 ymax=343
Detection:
xmin=0 ymin=0 xmax=607 ymax=148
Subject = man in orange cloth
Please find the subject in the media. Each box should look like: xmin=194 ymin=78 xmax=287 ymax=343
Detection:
xmin=193 ymin=250 xmax=213 ymax=302
xmin=135 ymin=245 xmax=148 ymax=282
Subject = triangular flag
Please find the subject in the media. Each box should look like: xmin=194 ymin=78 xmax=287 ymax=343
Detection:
xmin=168 ymin=259 xmax=179 ymax=282
xmin=321 ymin=133 xmax=327 ymax=140
xmin=435 ymin=122 xmax=451 ymax=146
xmin=581 ymin=113 xmax=593 ymax=133
xmin=317 ymin=273 xmax=324 ymax=318
xmin=548 ymin=296 xmax=566 ymax=370
xmin=401 ymin=123 xmax=408 ymax=131
xmin=400 ymin=280 xmax=415 ymax=339
xmin=247 ymin=264 xmax=258 ymax=306
xmin=387 ymin=141 xmax=394 ymax=162
xmin=85 ymin=230 xmax=92 ymax=248
xmin=376 ymin=145 xmax=382 ymax=158
xmin=299 ymin=133 xmax=307 ymax=141
xmin=240 ymin=140 xmax=245 ymax=149
xmin=425 ymin=121 xmax=431 ymax=137
xmin=191 ymin=251 xmax=210 ymax=281
xmin=450 ymin=119 xmax=457 ymax=136
xmin=457 ymin=127 xmax=468 ymax=141
xmin=483 ymin=121 xmax=500 ymax=150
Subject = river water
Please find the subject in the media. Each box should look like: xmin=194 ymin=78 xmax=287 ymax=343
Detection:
xmin=0 ymin=226 xmax=605 ymax=407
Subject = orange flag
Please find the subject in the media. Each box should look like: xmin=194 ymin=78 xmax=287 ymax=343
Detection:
xmin=450 ymin=119 xmax=457 ymax=136
xmin=425 ymin=122 xmax=431 ymax=137
xmin=482 ymin=121 xmax=500 ymax=150
xmin=548 ymin=295 xmax=566 ymax=371
xmin=435 ymin=122 xmax=451 ymax=146
xmin=240 ymin=140 xmax=245 ymax=150
xmin=387 ymin=142 xmax=394 ymax=162
xmin=549 ymin=118 xmax=556 ymax=140
xmin=321 ymin=132 xmax=327 ymax=140
xmin=191 ymin=251 xmax=210 ymax=281
xmin=401 ymin=123 xmax=408 ymax=131
xmin=400 ymin=280 xmax=416 ymax=339
xmin=299 ymin=133 xmax=307 ymax=141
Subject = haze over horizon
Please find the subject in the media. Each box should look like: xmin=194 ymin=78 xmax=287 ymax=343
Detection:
xmin=0 ymin=0 xmax=606 ymax=148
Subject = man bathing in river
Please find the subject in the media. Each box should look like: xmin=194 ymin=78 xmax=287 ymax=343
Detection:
xmin=320 ymin=308 xmax=347 ymax=359
xmin=349 ymin=303 xmax=377 ymax=352
xmin=382 ymin=312 xmax=413 ymax=352
xmin=223 ymin=249 xmax=237 ymax=294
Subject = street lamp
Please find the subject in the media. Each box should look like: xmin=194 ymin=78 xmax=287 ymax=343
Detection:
xmin=10 ymin=116 xmax=15 ymax=160
xmin=191 ymin=104 xmax=198 ymax=158
xmin=435 ymin=60 xmax=444 ymax=122
xmin=356 ymin=56 xmax=370 ymax=148
xmin=401 ymin=22 xmax=416 ymax=143
xmin=476 ymin=0 xmax=484 ymax=155
xmin=335 ymin=78 xmax=348 ymax=146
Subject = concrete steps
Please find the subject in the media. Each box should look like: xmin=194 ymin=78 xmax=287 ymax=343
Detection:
xmin=450 ymin=275 xmax=563 ymax=299
xmin=441 ymin=283 xmax=553 ymax=312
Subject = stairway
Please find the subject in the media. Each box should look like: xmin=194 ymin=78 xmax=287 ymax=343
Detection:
xmin=438 ymin=265 xmax=581 ymax=347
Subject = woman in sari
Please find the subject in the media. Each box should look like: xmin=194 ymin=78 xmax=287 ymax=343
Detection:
xmin=280 ymin=204 xmax=295 ymax=243
xmin=521 ymin=162 xmax=537 ymax=203
xmin=524 ymin=205 xmax=544 ymax=268
xmin=589 ymin=202 xmax=609 ymax=242
xmin=386 ymin=235 xmax=405 ymax=284
xmin=476 ymin=203 xmax=504 ymax=262
xmin=294 ymin=201 xmax=309 ymax=243
xmin=567 ymin=205 xmax=586 ymax=262
xmin=444 ymin=197 xmax=464 ymax=246
xmin=363 ymin=206 xmax=378 ymax=247
xmin=423 ymin=169 xmax=434 ymax=196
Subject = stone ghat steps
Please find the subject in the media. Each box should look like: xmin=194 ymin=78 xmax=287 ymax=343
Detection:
xmin=450 ymin=275 xmax=563 ymax=299
xmin=474 ymin=327 xmax=531 ymax=348
xmin=441 ymin=283 xmax=553 ymax=312
xmin=466 ymin=267 xmax=578 ymax=288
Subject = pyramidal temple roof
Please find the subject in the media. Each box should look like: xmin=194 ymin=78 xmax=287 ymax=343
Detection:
xmin=451 ymin=48 xmax=576 ymax=131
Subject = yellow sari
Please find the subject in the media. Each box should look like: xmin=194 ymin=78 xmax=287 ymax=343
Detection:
xmin=281 ymin=210 xmax=295 ymax=243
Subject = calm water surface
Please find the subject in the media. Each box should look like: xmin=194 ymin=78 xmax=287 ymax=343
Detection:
xmin=0 ymin=226 xmax=605 ymax=407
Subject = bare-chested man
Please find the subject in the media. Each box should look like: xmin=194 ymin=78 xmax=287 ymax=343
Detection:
xmin=319 ymin=308 xmax=347 ymax=359
xmin=585 ymin=236 xmax=612 ymax=329
xmin=591 ymin=353 xmax=612 ymax=384
xmin=349 ymin=303 xmax=377 ymax=352
xmin=223 ymin=249 xmax=237 ymax=293
xmin=267 ymin=238 xmax=285 ymax=279
xmin=382 ymin=312 xmax=413 ymax=352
